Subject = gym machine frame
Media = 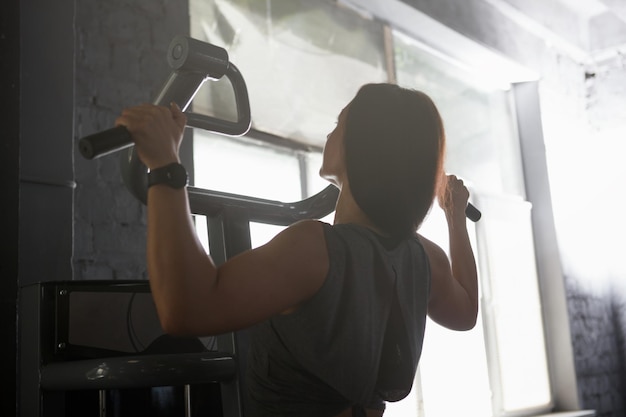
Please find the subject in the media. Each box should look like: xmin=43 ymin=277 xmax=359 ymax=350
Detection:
xmin=20 ymin=34 xmax=480 ymax=417
xmin=21 ymin=35 xmax=339 ymax=417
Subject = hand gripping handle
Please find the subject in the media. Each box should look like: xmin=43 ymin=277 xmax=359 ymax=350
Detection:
xmin=78 ymin=35 xmax=251 ymax=160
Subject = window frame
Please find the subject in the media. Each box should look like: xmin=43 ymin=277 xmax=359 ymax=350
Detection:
xmin=187 ymin=1 xmax=571 ymax=415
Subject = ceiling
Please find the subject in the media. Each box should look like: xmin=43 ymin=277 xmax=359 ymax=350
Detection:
xmin=500 ymin=0 xmax=626 ymax=56
xmin=556 ymin=0 xmax=609 ymax=19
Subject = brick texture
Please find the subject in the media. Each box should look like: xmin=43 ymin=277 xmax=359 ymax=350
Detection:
xmin=566 ymin=276 xmax=626 ymax=416
xmin=73 ymin=0 xmax=188 ymax=280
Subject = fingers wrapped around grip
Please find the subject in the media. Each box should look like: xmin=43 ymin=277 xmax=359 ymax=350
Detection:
xmin=115 ymin=103 xmax=187 ymax=170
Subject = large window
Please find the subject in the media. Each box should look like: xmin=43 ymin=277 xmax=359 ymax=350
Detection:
xmin=189 ymin=1 xmax=552 ymax=416
xmin=190 ymin=0 xmax=388 ymax=148
xmin=392 ymin=29 xmax=551 ymax=416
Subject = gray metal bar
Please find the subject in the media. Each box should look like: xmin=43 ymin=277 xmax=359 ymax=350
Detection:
xmin=99 ymin=390 xmax=106 ymax=417
xmin=189 ymin=184 xmax=339 ymax=224
xmin=208 ymin=211 xmax=247 ymax=417
xmin=184 ymin=385 xmax=191 ymax=417
xmin=40 ymin=352 xmax=235 ymax=391
xmin=19 ymin=284 xmax=44 ymax=417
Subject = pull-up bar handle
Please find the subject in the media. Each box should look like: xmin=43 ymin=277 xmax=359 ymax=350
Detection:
xmin=78 ymin=36 xmax=251 ymax=160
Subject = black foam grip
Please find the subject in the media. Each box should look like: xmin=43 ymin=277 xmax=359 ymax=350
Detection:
xmin=465 ymin=203 xmax=482 ymax=222
xmin=79 ymin=126 xmax=133 ymax=160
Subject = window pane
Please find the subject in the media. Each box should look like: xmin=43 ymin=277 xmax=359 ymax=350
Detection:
xmin=193 ymin=131 xmax=302 ymax=201
xmin=304 ymin=151 xmax=325 ymax=198
xmin=192 ymin=130 xmax=300 ymax=250
xmin=190 ymin=0 xmax=388 ymax=148
xmin=417 ymin=207 xmax=493 ymax=417
xmin=476 ymin=195 xmax=551 ymax=413
xmin=194 ymin=216 xmax=287 ymax=253
xmin=393 ymin=30 xmax=525 ymax=198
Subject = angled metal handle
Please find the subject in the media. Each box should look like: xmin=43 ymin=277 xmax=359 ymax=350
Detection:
xmin=121 ymin=59 xmax=252 ymax=204
xmin=78 ymin=35 xmax=251 ymax=161
xmin=184 ymin=63 xmax=251 ymax=136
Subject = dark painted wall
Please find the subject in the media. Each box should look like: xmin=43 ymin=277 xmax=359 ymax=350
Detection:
xmin=9 ymin=0 xmax=189 ymax=413
xmin=73 ymin=0 xmax=189 ymax=280
xmin=1 ymin=0 xmax=20 ymax=415
xmin=19 ymin=0 xmax=75 ymax=288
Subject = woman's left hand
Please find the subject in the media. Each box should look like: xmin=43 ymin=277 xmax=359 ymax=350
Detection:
xmin=439 ymin=174 xmax=470 ymax=222
xmin=115 ymin=102 xmax=187 ymax=169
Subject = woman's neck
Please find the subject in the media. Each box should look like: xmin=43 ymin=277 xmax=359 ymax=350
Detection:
xmin=333 ymin=183 xmax=383 ymax=234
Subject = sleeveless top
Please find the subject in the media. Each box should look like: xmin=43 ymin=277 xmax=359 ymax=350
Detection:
xmin=246 ymin=223 xmax=431 ymax=417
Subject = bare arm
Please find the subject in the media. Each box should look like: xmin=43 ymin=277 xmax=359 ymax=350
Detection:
xmin=420 ymin=175 xmax=478 ymax=331
xmin=148 ymin=190 xmax=328 ymax=335
xmin=117 ymin=104 xmax=329 ymax=336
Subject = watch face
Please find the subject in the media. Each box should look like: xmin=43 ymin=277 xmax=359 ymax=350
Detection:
xmin=149 ymin=163 xmax=189 ymax=189
xmin=168 ymin=163 xmax=188 ymax=188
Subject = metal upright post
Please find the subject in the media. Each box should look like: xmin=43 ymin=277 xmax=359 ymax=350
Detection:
xmin=20 ymin=283 xmax=67 ymax=417
xmin=207 ymin=207 xmax=253 ymax=417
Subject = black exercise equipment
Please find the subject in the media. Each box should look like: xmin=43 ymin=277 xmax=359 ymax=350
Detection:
xmin=21 ymin=33 xmax=482 ymax=417
xmin=79 ymin=34 xmax=253 ymax=205
xmin=20 ymin=281 xmax=231 ymax=416
xmin=23 ymin=34 xmax=340 ymax=417
xmin=78 ymin=35 xmax=252 ymax=160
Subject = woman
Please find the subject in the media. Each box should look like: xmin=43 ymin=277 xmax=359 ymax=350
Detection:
xmin=117 ymin=83 xmax=478 ymax=416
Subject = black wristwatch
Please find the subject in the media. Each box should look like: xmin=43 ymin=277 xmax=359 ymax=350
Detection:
xmin=147 ymin=162 xmax=189 ymax=189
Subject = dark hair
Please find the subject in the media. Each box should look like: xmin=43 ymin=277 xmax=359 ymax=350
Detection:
xmin=344 ymin=83 xmax=446 ymax=239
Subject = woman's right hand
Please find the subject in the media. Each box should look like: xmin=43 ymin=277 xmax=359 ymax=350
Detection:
xmin=115 ymin=102 xmax=187 ymax=170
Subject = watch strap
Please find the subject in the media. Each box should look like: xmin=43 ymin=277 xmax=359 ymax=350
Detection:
xmin=147 ymin=162 xmax=188 ymax=189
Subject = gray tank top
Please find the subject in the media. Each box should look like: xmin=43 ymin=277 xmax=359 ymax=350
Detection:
xmin=246 ymin=223 xmax=431 ymax=417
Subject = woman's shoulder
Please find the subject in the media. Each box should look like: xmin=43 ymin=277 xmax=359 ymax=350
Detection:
xmin=284 ymin=219 xmax=330 ymax=238
xmin=268 ymin=220 xmax=331 ymax=265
